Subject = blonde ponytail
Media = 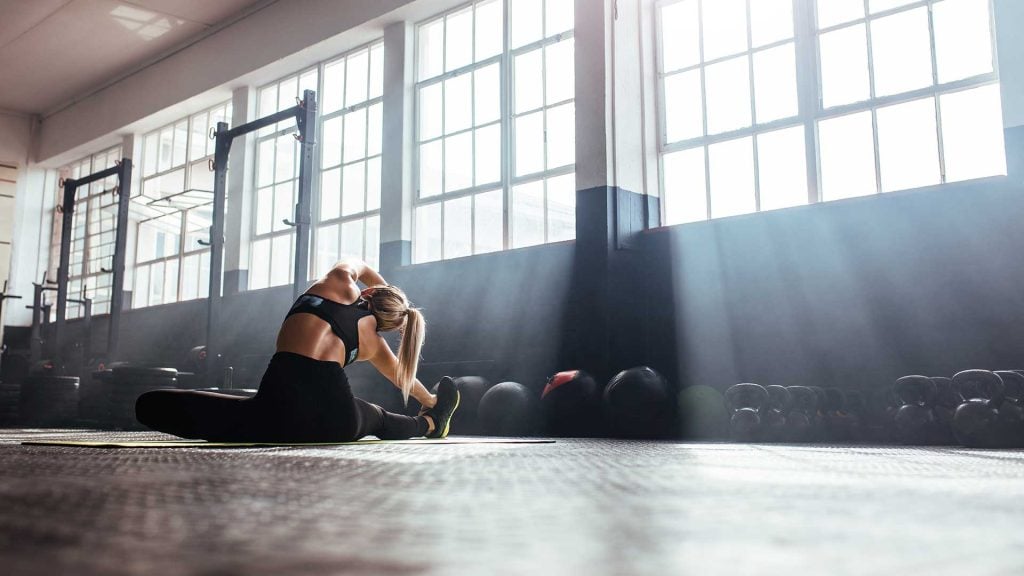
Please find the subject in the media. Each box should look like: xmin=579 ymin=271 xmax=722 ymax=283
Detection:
xmin=395 ymin=307 xmax=425 ymax=405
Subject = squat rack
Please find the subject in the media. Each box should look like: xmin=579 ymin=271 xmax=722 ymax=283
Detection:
xmin=55 ymin=159 xmax=132 ymax=362
xmin=204 ymin=89 xmax=318 ymax=386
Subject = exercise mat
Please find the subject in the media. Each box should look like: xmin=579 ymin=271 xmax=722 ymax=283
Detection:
xmin=22 ymin=437 xmax=555 ymax=448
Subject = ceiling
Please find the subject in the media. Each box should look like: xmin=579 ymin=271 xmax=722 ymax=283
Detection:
xmin=0 ymin=0 xmax=270 ymax=116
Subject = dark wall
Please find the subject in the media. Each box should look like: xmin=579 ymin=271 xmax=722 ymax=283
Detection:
xmin=643 ymin=176 xmax=1024 ymax=392
xmin=24 ymin=241 xmax=576 ymax=413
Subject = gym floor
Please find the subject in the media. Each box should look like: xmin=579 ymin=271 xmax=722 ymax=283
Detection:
xmin=1 ymin=430 xmax=1023 ymax=575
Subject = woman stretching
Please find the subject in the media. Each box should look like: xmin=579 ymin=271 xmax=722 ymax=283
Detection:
xmin=135 ymin=258 xmax=459 ymax=442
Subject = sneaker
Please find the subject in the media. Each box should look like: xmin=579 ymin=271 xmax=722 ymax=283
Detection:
xmin=425 ymin=376 xmax=460 ymax=439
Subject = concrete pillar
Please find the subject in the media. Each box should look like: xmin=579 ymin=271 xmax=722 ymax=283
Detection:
xmin=224 ymin=85 xmax=257 ymax=293
xmin=379 ymin=21 xmax=416 ymax=273
xmin=569 ymin=0 xmax=654 ymax=382
xmin=120 ymin=133 xmax=142 ymax=309
xmin=994 ymin=0 xmax=1024 ymax=185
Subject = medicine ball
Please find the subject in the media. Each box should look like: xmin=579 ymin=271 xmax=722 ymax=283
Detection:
xmin=541 ymin=370 xmax=598 ymax=437
xmin=603 ymin=366 xmax=673 ymax=439
xmin=478 ymin=381 xmax=538 ymax=437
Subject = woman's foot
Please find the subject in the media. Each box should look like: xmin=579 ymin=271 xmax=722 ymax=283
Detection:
xmin=424 ymin=376 xmax=460 ymax=439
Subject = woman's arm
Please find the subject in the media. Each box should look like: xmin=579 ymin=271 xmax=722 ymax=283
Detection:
xmin=366 ymin=334 xmax=436 ymax=408
xmin=330 ymin=257 xmax=386 ymax=288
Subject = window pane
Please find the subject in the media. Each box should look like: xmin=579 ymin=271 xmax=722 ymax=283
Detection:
xmin=135 ymin=264 xmax=149 ymax=307
xmin=753 ymin=43 xmax=798 ymax=124
xmin=365 ymin=216 xmax=380 ymax=268
xmin=317 ymin=224 xmax=339 ymax=279
xmin=320 ymin=168 xmax=341 ymax=221
xmin=189 ymin=113 xmax=208 ymax=161
xmin=512 ymin=180 xmax=545 ymax=248
xmin=323 ymin=59 xmax=345 ymax=114
xmin=274 ymin=135 xmax=295 ymax=183
xmin=475 ymin=64 xmax=501 ymax=125
xmin=322 ymin=116 xmax=343 ymax=169
xmin=278 ymin=76 xmax=298 ymax=112
xmin=257 ymin=138 xmax=275 ymax=187
xmin=877 ymin=97 xmax=940 ymax=192
xmin=343 ymin=108 xmax=367 ymax=163
xmin=366 ymin=156 xmax=382 ymax=212
xmin=143 ymin=168 xmax=185 ymax=200
xmin=185 ymin=205 xmax=212 ymax=251
xmin=346 ymin=49 xmax=370 ymax=107
xmin=869 ymin=0 xmax=918 ymax=13
xmin=444 ymin=196 xmax=472 ymax=259
xmin=546 ymin=103 xmax=575 ymax=169
xmin=418 ymin=18 xmax=444 ymax=80
xmin=367 ymin=103 xmax=383 ymax=157
xmin=273 ymin=182 xmax=294 ymax=232
xmin=419 ymin=140 xmax=443 ymax=197
xmin=515 ymin=111 xmax=545 ymax=176
xmin=299 ymin=70 xmax=317 ymax=97
xmin=475 ymin=124 xmax=501 ymax=186
xmin=158 ymin=127 xmax=173 ymax=172
xmin=511 ymin=0 xmax=543 ymax=49
xmin=199 ymin=251 xmax=210 ymax=298
xmin=149 ymin=261 xmax=164 ymax=306
xmin=256 ymin=186 xmax=273 ymax=234
xmin=164 ymin=259 xmax=179 ymax=304
xmin=369 ymin=44 xmax=384 ymax=99
xmin=819 ymin=24 xmax=870 ymax=108
xmin=547 ymin=0 xmax=573 ymax=36
xmin=342 ymin=161 xmax=366 ymax=216
xmin=546 ymin=38 xmax=574 ymax=105
xmin=258 ymin=85 xmax=277 ymax=136
xmin=705 ymin=56 xmax=751 ymax=135
xmin=270 ymin=234 xmax=292 ymax=287
xmin=702 ymin=0 xmax=748 ymax=61
xmin=664 ymin=70 xmax=703 ymax=142
xmin=172 ymin=120 xmax=188 ymax=168
xmin=445 ymin=74 xmax=473 ymax=134
xmin=709 ymin=137 xmax=756 ymax=218
xmin=940 ymin=84 xmax=1006 ymax=182
xmin=515 ymin=49 xmax=544 ymax=113
xmin=444 ymin=132 xmax=473 ymax=192
xmin=817 ymin=0 xmax=864 ymax=29
xmin=143 ymin=133 xmax=158 ymax=176
xmin=474 ymin=189 xmax=503 ymax=254
xmin=250 ymin=238 xmax=270 ymax=290
xmin=871 ymin=8 xmax=933 ymax=97
xmin=757 ymin=126 xmax=807 ymax=211
xmin=446 ymin=7 xmax=473 ymax=71
xmin=934 ymin=0 xmax=994 ymax=84
xmin=750 ymin=0 xmax=794 ymax=47
xmin=547 ymin=173 xmax=575 ymax=242
xmin=476 ymin=0 xmax=503 ymax=61
xmin=341 ymin=219 xmax=364 ymax=258
xmin=819 ymin=111 xmax=877 ymax=201
xmin=415 ymin=203 xmax=442 ymax=263
xmin=190 ymin=159 xmax=214 ymax=193
xmin=660 ymin=0 xmax=700 ymax=72
xmin=419 ymin=83 xmax=442 ymax=141
xmin=663 ymin=147 xmax=707 ymax=224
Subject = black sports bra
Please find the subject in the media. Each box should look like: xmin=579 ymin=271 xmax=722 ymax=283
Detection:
xmin=285 ymin=293 xmax=373 ymax=366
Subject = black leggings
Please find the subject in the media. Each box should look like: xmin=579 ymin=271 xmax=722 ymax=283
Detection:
xmin=135 ymin=352 xmax=428 ymax=442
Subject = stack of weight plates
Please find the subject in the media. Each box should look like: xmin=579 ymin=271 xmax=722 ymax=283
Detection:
xmin=19 ymin=375 xmax=80 ymax=427
xmin=0 ymin=379 xmax=20 ymax=426
xmin=78 ymin=369 xmax=112 ymax=428
xmin=107 ymin=366 xmax=179 ymax=430
xmin=194 ymin=388 xmax=258 ymax=398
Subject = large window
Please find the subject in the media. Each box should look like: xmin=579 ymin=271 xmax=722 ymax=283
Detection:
xmin=657 ymin=0 xmax=1004 ymax=226
xmin=52 ymin=146 xmax=122 ymax=319
xmin=413 ymin=0 xmax=576 ymax=264
xmin=251 ymin=68 xmax=319 ymax=289
xmin=135 ymin=101 xmax=230 ymax=308
xmin=316 ymin=42 xmax=384 ymax=278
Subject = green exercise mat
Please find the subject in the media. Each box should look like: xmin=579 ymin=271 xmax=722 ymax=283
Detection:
xmin=22 ymin=437 xmax=555 ymax=448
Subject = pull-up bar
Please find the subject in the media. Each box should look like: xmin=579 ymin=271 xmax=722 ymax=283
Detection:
xmin=205 ymin=89 xmax=317 ymax=387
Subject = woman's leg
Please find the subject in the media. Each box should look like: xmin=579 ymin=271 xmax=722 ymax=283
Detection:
xmin=352 ymin=398 xmax=429 ymax=440
xmin=135 ymin=389 xmax=261 ymax=441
